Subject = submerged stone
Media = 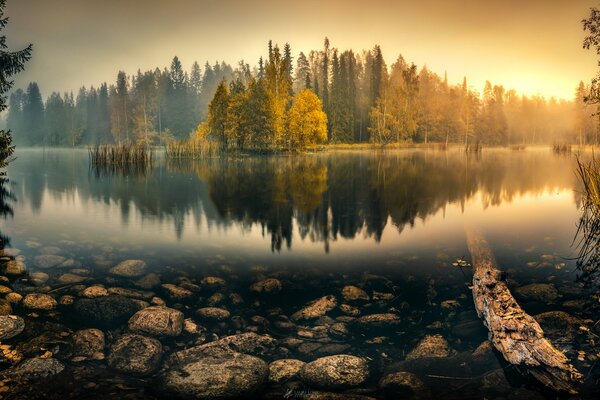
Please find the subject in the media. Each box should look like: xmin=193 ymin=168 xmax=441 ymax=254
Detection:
xmin=109 ymin=259 xmax=147 ymax=277
xmin=379 ymin=371 xmax=428 ymax=399
xmin=71 ymin=328 xmax=105 ymax=357
xmin=196 ymin=307 xmax=230 ymax=321
xmin=299 ymin=355 xmax=370 ymax=389
xmin=73 ymin=295 xmax=140 ymax=327
xmin=159 ymin=346 xmax=268 ymax=399
xmin=128 ymin=306 xmax=184 ymax=337
xmin=405 ymin=335 xmax=453 ymax=361
xmin=250 ymin=278 xmax=282 ymax=294
xmin=291 ymin=295 xmax=337 ymax=321
xmin=33 ymin=255 xmax=67 ymax=269
xmin=514 ymin=283 xmax=559 ymax=303
xmin=269 ymin=359 xmax=305 ymax=383
xmin=0 ymin=315 xmax=25 ymax=340
xmin=342 ymin=285 xmax=369 ymax=302
xmin=161 ymin=283 xmax=193 ymax=300
xmin=5 ymin=260 xmax=26 ymax=275
xmin=23 ymin=293 xmax=57 ymax=310
xmin=5 ymin=358 xmax=65 ymax=381
xmin=108 ymin=334 xmax=162 ymax=376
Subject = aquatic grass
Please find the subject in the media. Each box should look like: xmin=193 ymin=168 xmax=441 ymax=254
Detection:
xmin=574 ymin=154 xmax=600 ymax=285
xmin=165 ymin=139 xmax=219 ymax=159
xmin=89 ymin=143 xmax=153 ymax=167
xmin=553 ymin=142 xmax=572 ymax=155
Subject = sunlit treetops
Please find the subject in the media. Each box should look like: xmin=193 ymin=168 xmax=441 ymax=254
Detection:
xmin=5 ymin=38 xmax=591 ymax=148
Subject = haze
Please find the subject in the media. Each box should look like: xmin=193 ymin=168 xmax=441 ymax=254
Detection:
xmin=4 ymin=0 xmax=598 ymax=100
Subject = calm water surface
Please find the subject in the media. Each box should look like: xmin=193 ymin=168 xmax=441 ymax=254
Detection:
xmin=0 ymin=147 xmax=597 ymax=399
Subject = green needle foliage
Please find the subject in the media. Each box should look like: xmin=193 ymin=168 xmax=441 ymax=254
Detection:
xmin=0 ymin=0 xmax=32 ymax=170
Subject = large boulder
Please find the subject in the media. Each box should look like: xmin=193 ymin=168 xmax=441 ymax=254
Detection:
xmin=108 ymin=334 xmax=162 ymax=376
xmin=128 ymin=306 xmax=184 ymax=337
xmin=159 ymin=346 xmax=268 ymax=399
xmin=250 ymin=278 xmax=282 ymax=294
xmin=379 ymin=371 xmax=428 ymax=399
xmin=299 ymin=355 xmax=369 ymax=389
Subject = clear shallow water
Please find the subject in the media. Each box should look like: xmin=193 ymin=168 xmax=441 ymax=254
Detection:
xmin=0 ymin=148 xmax=598 ymax=399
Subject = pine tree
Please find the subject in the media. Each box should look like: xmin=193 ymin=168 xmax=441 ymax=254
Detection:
xmin=294 ymin=52 xmax=310 ymax=93
xmin=207 ymin=80 xmax=230 ymax=150
xmin=45 ymin=92 xmax=66 ymax=145
xmin=23 ymin=82 xmax=45 ymax=145
xmin=0 ymin=0 xmax=32 ymax=167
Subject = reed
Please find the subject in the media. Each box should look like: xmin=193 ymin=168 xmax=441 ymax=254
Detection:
xmin=575 ymin=155 xmax=600 ymax=285
xmin=88 ymin=143 xmax=153 ymax=167
xmin=552 ymin=142 xmax=572 ymax=154
xmin=165 ymin=139 xmax=219 ymax=159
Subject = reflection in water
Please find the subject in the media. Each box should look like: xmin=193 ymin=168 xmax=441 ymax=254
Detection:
xmin=7 ymin=149 xmax=580 ymax=254
xmin=0 ymin=174 xmax=14 ymax=249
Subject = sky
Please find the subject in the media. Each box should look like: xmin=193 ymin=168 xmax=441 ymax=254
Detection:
xmin=4 ymin=0 xmax=599 ymax=101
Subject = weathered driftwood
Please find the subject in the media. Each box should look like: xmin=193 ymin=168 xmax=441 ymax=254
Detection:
xmin=466 ymin=228 xmax=582 ymax=394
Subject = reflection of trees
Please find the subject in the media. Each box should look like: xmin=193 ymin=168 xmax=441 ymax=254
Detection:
xmin=10 ymin=149 xmax=576 ymax=251
xmin=0 ymin=175 xmax=14 ymax=249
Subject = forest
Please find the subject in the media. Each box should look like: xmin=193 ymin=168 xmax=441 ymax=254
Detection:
xmin=4 ymin=38 xmax=597 ymax=149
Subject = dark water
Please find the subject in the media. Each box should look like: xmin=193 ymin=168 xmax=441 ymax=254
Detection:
xmin=0 ymin=148 xmax=598 ymax=399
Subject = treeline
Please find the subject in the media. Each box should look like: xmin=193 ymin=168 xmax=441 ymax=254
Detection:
xmin=6 ymin=58 xmax=234 ymax=146
xmin=4 ymin=38 xmax=593 ymax=148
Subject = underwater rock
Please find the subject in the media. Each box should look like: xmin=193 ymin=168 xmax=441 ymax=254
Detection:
xmin=56 ymin=273 xmax=86 ymax=285
xmin=198 ymin=332 xmax=277 ymax=356
xmin=128 ymin=306 xmax=184 ymax=337
xmin=159 ymin=346 xmax=268 ymax=399
xmin=81 ymin=285 xmax=109 ymax=298
xmin=73 ymin=295 xmax=140 ymax=326
xmin=342 ymin=286 xmax=369 ymax=302
xmin=354 ymin=313 xmax=401 ymax=329
xmin=108 ymin=334 xmax=162 ymax=376
xmin=0 ymin=299 xmax=12 ymax=315
xmin=71 ymin=328 xmax=105 ymax=357
xmin=5 ymin=358 xmax=65 ymax=381
xmin=196 ymin=307 xmax=231 ymax=321
xmin=34 ymin=255 xmax=67 ymax=269
xmin=250 ymin=278 xmax=282 ymax=294
xmin=0 ymin=315 xmax=25 ymax=340
xmin=291 ymin=295 xmax=337 ymax=321
xmin=134 ymin=272 xmax=161 ymax=289
xmin=379 ymin=371 xmax=428 ymax=399
xmin=109 ymin=259 xmax=147 ymax=278
xmin=534 ymin=311 xmax=583 ymax=343
xmin=299 ymin=355 xmax=370 ymax=389
xmin=161 ymin=283 xmax=193 ymax=301
xmin=29 ymin=272 xmax=50 ymax=286
xmin=200 ymin=276 xmax=226 ymax=289
xmin=23 ymin=293 xmax=57 ymax=310
xmin=340 ymin=304 xmax=361 ymax=316
xmin=5 ymin=292 xmax=22 ymax=304
xmin=514 ymin=283 xmax=559 ymax=303
xmin=108 ymin=286 xmax=154 ymax=300
xmin=269 ymin=359 xmax=306 ymax=383
xmin=5 ymin=260 xmax=26 ymax=275
xmin=405 ymin=335 xmax=454 ymax=361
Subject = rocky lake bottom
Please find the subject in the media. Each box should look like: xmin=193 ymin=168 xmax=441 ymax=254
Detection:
xmin=0 ymin=246 xmax=598 ymax=400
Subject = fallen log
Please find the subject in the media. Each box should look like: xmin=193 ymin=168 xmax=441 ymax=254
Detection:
xmin=465 ymin=227 xmax=582 ymax=394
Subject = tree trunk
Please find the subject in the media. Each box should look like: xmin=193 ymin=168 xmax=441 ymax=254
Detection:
xmin=466 ymin=227 xmax=582 ymax=394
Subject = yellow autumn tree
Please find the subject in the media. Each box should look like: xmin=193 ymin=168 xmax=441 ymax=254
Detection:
xmin=286 ymin=89 xmax=328 ymax=150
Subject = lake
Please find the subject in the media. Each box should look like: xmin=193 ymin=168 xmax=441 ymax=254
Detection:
xmin=0 ymin=147 xmax=597 ymax=399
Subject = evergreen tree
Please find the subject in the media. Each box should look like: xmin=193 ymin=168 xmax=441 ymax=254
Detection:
xmin=207 ymin=80 xmax=230 ymax=150
xmin=294 ymin=52 xmax=311 ymax=93
xmin=45 ymin=92 xmax=66 ymax=145
xmin=23 ymin=82 xmax=45 ymax=145
xmin=0 ymin=0 xmax=32 ymax=167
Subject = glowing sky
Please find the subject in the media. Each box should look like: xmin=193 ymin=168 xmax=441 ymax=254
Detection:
xmin=4 ymin=0 xmax=598 ymax=100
